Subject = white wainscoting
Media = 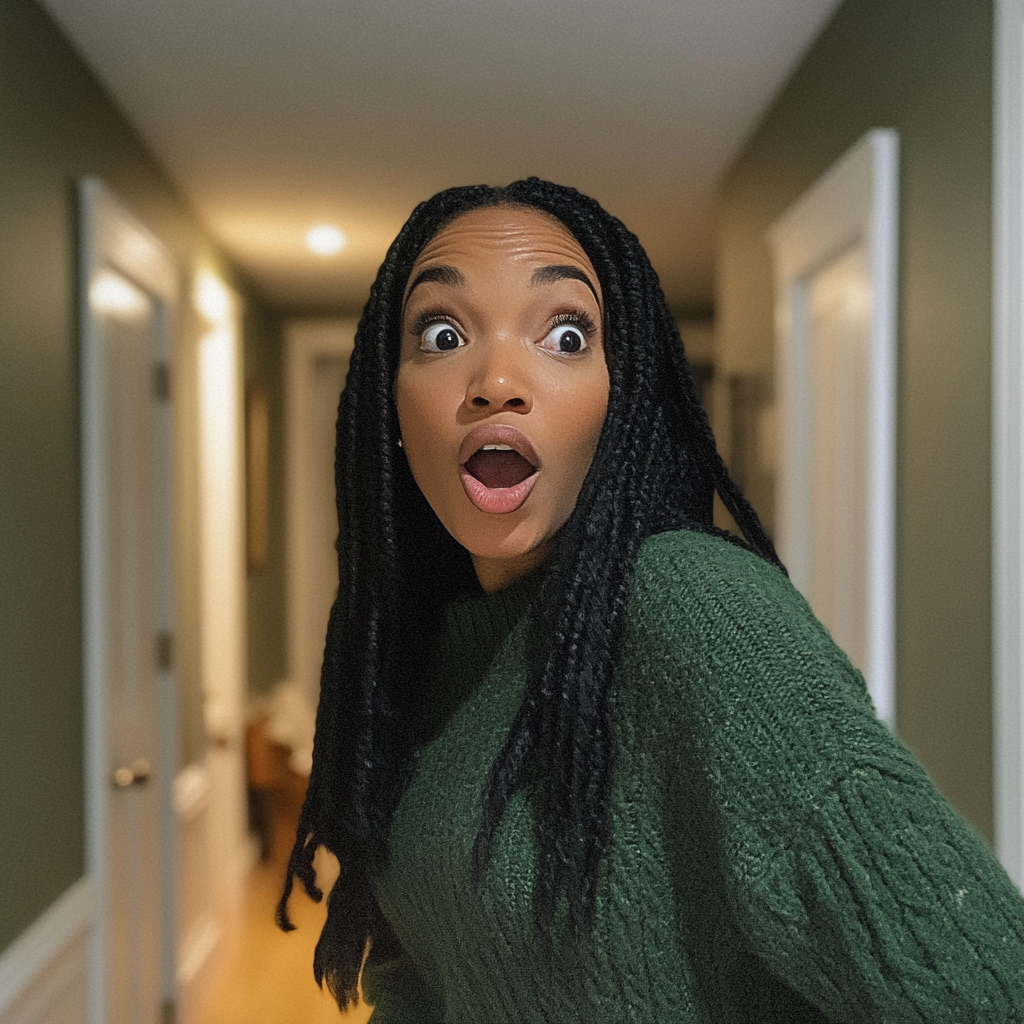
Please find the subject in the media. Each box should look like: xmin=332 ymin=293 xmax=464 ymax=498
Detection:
xmin=0 ymin=878 xmax=93 ymax=1024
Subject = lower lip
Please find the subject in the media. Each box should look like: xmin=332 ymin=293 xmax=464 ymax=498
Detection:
xmin=459 ymin=467 xmax=539 ymax=514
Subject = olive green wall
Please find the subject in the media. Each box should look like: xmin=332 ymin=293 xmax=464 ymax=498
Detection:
xmin=717 ymin=0 xmax=994 ymax=837
xmin=0 ymin=0 xmax=276 ymax=952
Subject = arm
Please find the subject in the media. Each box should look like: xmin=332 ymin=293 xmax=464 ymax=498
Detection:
xmin=633 ymin=531 xmax=1024 ymax=1021
xmin=728 ymin=757 xmax=1024 ymax=1021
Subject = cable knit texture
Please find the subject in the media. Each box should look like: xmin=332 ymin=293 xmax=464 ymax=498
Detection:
xmin=363 ymin=530 xmax=1024 ymax=1021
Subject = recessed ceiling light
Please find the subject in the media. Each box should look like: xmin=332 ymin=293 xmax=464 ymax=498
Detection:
xmin=306 ymin=224 xmax=346 ymax=256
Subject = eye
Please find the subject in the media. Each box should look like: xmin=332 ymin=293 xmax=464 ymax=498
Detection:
xmin=420 ymin=322 xmax=465 ymax=352
xmin=538 ymin=321 xmax=590 ymax=355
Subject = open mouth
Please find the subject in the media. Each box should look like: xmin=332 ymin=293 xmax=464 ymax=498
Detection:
xmin=458 ymin=427 xmax=541 ymax=515
xmin=464 ymin=444 xmax=537 ymax=489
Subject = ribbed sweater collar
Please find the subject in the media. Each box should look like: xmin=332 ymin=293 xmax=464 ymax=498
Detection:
xmin=418 ymin=566 xmax=545 ymax=742
xmin=441 ymin=566 xmax=545 ymax=656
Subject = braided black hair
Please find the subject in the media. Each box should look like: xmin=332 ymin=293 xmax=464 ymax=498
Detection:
xmin=277 ymin=178 xmax=782 ymax=1008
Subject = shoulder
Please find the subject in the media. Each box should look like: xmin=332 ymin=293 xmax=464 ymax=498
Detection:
xmin=628 ymin=528 xmax=822 ymax=653
xmin=619 ymin=529 xmax=899 ymax=785
xmin=633 ymin=527 xmax=789 ymax=597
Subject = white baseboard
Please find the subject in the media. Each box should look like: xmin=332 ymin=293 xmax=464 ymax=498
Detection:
xmin=0 ymin=878 xmax=94 ymax=1024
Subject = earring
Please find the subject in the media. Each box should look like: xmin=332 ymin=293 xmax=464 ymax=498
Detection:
xmin=397 ymin=437 xmax=403 ymax=448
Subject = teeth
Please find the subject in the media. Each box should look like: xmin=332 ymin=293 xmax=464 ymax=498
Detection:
xmin=481 ymin=444 xmax=514 ymax=451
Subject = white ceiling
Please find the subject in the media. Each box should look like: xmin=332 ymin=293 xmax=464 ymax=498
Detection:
xmin=40 ymin=0 xmax=843 ymax=312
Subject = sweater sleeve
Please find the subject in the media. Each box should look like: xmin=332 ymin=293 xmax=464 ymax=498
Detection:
xmin=730 ymin=760 xmax=1024 ymax=1020
xmin=630 ymin=531 xmax=1024 ymax=1022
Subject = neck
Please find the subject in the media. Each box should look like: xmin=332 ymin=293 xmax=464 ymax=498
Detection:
xmin=471 ymin=541 xmax=553 ymax=593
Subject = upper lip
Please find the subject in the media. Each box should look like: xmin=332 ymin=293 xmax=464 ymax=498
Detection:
xmin=458 ymin=423 xmax=540 ymax=470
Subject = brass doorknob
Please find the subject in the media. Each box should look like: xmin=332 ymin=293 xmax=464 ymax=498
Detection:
xmin=112 ymin=758 xmax=152 ymax=788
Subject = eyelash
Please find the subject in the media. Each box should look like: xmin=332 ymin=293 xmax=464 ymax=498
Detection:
xmin=409 ymin=309 xmax=458 ymax=336
xmin=549 ymin=309 xmax=598 ymax=337
xmin=406 ymin=307 xmax=598 ymax=351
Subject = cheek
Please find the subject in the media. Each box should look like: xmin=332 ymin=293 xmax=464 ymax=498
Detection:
xmin=393 ymin=375 xmax=417 ymax=441
xmin=394 ymin=369 xmax=456 ymax=503
xmin=553 ymin=375 xmax=609 ymax=495
xmin=394 ymin=366 xmax=437 ymax=448
xmin=575 ymin=373 xmax=610 ymax=460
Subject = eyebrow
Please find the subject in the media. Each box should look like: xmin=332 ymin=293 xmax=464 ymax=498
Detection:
xmin=404 ymin=261 xmax=601 ymax=309
xmin=531 ymin=264 xmax=601 ymax=308
xmin=405 ymin=264 xmax=466 ymax=300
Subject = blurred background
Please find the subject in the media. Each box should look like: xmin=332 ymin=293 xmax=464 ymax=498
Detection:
xmin=0 ymin=0 xmax=1010 ymax=1021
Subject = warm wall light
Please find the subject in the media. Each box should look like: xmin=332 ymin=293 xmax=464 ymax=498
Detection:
xmin=305 ymin=223 xmax=346 ymax=255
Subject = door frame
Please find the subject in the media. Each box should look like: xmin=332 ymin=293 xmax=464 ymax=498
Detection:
xmin=994 ymin=0 xmax=1024 ymax=889
xmin=766 ymin=128 xmax=900 ymax=728
xmin=79 ymin=177 xmax=180 ymax=1024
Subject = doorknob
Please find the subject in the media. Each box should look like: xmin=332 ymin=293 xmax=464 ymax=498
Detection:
xmin=112 ymin=758 xmax=152 ymax=788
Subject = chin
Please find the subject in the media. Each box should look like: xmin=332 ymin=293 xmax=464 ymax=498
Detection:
xmin=453 ymin=516 xmax=555 ymax=563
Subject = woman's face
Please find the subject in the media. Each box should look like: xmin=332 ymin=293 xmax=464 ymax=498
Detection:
xmin=395 ymin=205 xmax=609 ymax=592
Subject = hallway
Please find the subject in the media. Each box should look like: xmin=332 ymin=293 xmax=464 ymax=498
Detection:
xmin=3 ymin=1 xmax=1021 ymax=1021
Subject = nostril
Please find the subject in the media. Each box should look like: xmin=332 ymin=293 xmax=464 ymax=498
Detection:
xmin=506 ymin=397 xmax=525 ymax=408
xmin=471 ymin=396 xmax=489 ymax=407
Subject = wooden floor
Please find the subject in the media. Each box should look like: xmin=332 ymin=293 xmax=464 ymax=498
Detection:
xmin=197 ymin=849 xmax=373 ymax=1024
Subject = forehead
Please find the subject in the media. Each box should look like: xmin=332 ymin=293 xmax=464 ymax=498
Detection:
xmin=407 ymin=206 xmax=598 ymax=291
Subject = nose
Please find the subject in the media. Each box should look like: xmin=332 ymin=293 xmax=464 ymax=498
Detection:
xmin=464 ymin=341 xmax=532 ymax=414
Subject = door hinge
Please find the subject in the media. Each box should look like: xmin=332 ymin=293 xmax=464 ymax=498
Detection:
xmin=153 ymin=361 xmax=171 ymax=401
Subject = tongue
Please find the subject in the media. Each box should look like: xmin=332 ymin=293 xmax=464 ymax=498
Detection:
xmin=465 ymin=449 xmax=535 ymax=489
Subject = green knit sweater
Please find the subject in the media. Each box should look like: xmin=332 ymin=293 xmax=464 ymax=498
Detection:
xmin=363 ymin=530 xmax=1024 ymax=1022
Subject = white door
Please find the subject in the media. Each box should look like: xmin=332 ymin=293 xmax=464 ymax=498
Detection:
xmin=194 ymin=272 xmax=249 ymax=917
xmin=80 ymin=180 xmax=179 ymax=1024
xmin=768 ymin=129 xmax=899 ymax=726
xmin=95 ymin=273 xmax=163 ymax=1024
xmin=171 ymin=270 xmax=248 ymax=1023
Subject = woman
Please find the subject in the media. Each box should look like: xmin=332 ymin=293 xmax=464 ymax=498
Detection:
xmin=279 ymin=178 xmax=1024 ymax=1021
